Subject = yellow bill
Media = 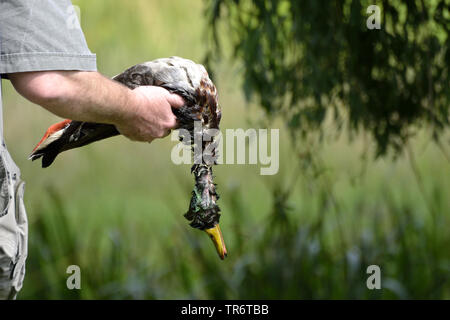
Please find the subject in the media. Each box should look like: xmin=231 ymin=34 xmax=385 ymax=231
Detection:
xmin=204 ymin=224 xmax=227 ymax=260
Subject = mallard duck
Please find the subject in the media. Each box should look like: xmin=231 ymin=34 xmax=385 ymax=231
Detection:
xmin=29 ymin=56 xmax=227 ymax=259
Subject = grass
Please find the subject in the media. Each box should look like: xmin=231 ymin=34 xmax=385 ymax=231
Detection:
xmin=0 ymin=0 xmax=448 ymax=299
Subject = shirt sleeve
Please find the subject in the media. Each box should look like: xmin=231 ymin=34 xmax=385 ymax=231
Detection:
xmin=0 ymin=0 xmax=97 ymax=76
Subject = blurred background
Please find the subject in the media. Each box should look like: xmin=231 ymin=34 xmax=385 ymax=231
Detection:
xmin=2 ymin=0 xmax=449 ymax=299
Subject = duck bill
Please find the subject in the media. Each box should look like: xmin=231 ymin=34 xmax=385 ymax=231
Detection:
xmin=204 ymin=224 xmax=227 ymax=260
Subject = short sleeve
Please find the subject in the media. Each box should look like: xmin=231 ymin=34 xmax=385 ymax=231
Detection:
xmin=0 ymin=0 xmax=97 ymax=75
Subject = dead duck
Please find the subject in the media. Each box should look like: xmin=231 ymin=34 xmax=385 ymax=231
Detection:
xmin=29 ymin=56 xmax=227 ymax=259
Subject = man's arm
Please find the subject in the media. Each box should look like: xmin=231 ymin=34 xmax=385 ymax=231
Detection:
xmin=8 ymin=71 xmax=184 ymax=142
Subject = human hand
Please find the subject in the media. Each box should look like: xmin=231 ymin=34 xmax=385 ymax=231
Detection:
xmin=115 ymin=86 xmax=185 ymax=142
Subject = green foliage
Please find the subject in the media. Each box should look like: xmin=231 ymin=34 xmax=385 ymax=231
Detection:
xmin=20 ymin=145 xmax=450 ymax=299
xmin=206 ymin=0 xmax=450 ymax=155
xmin=1 ymin=0 xmax=448 ymax=300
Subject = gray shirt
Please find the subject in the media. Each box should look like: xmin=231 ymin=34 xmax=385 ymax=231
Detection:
xmin=0 ymin=0 xmax=97 ymax=158
xmin=0 ymin=0 xmax=97 ymax=75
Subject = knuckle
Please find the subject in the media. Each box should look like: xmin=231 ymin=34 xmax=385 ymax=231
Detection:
xmin=154 ymin=130 xmax=165 ymax=139
xmin=164 ymin=117 xmax=177 ymax=129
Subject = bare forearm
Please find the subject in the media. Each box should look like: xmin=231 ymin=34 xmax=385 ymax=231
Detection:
xmin=9 ymin=71 xmax=137 ymax=125
xmin=8 ymin=70 xmax=184 ymax=141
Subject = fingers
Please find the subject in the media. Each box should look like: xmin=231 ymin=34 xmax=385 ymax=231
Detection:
xmin=166 ymin=93 xmax=185 ymax=108
xmin=165 ymin=114 xmax=178 ymax=129
xmin=117 ymin=86 xmax=182 ymax=142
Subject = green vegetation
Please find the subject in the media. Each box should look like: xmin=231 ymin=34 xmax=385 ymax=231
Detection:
xmin=206 ymin=0 xmax=450 ymax=156
xmin=1 ymin=0 xmax=448 ymax=299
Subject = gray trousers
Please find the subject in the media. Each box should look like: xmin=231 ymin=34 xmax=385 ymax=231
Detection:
xmin=0 ymin=149 xmax=28 ymax=300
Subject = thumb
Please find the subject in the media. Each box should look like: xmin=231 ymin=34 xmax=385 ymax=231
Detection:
xmin=166 ymin=93 xmax=185 ymax=108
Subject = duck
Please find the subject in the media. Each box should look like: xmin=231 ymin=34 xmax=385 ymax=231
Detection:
xmin=29 ymin=56 xmax=227 ymax=260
